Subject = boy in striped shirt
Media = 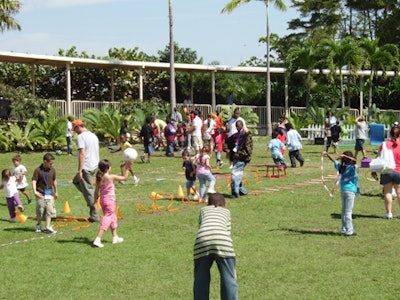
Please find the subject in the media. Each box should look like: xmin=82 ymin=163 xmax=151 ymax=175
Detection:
xmin=193 ymin=193 xmax=238 ymax=300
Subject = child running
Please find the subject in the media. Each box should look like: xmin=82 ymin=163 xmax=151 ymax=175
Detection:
xmin=268 ymin=128 xmax=287 ymax=167
xmin=1 ymin=169 xmax=25 ymax=223
xmin=322 ymin=150 xmax=358 ymax=236
xmin=12 ymin=154 xmax=32 ymax=204
xmin=93 ymin=159 xmax=131 ymax=248
xmin=193 ymin=145 xmax=216 ymax=202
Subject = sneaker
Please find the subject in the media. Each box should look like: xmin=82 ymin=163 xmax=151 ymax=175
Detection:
xmin=28 ymin=198 xmax=32 ymax=204
xmin=93 ymin=238 xmax=104 ymax=248
xmin=17 ymin=205 xmax=24 ymax=212
xmin=146 ymin=160 xmax=151 ymax=164
xmin=207 ymin=188 xmax=216 ymax=194
xmin=35 ymin=224 xmax=41 ymax=232
xmin=219 ymin=161 xmax=224 ymax=167
xmin=120 ymin=180 xmax=125 ymax=185
xmin=43 ymin=226 xmax=57 ymax=234
xmin=229 ymin=164 xmax=233 ymax=169
xmin=193 ymin=194 xmax=199 ymax=200
xmin=9 ymin=217 xmax=16 ymax=223
xmin=300 ymin=160 xmax=304 ymax=167
xmin=344 ymin=232 xmax=357 ymax=237
xmin=112 ymin=236 xmax=124 ymax=244
xmin=133 ymin=176 xmax=140 ymax=185
xmin=384 ymin=212 xmax=393 ymax=219
xmin=140 ymin=155 xmax=145 ymax=163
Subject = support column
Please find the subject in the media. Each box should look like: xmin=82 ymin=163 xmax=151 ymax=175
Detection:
xmin=66 ymin=62 xmax=72 ymax=115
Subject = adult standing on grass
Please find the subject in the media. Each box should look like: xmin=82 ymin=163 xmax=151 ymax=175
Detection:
xmin=231 ymin=120 xmax=252 ymax=198
xmin=66 ymin=116 xmax=74 ymax=156
xmin=225 ymin=108 xmax=247 ymax=167
xmin=72 ymin=119 xmax=100 ymax=222
xmin=322 ymin=150 xmax=358 ymax=236
xmin=354 ymin=116 xmax=368 ymax=159
xmin=188 ymin=109 xmax=203 ymax=155
xmin=324 ymin=110 xmax=337 ymax=153
xmin=193 ymin=192 xmax=238 ymax=300
xmin=378 ymin=123 xmax=400 ymax=219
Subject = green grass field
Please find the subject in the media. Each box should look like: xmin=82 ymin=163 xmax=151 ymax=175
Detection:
xmin=1 ymin=137 xmax=400 ymax=299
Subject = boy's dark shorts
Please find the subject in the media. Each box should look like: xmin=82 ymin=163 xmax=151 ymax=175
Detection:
xmin=355 ymin=139 xmax=365 ymax=151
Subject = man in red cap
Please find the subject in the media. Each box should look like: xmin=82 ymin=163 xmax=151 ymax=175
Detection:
xmin=72 ymin=119 xmax=100 ymax=222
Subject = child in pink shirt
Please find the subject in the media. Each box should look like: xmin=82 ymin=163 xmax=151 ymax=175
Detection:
xmin=193 ymin=145 xmax=216 ymax=202
xmin=93 ymin=159 xmax=131 ymax=248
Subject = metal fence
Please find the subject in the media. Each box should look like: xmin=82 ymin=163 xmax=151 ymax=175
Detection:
xmin=50 ymin=99 xmax=400 ymax=136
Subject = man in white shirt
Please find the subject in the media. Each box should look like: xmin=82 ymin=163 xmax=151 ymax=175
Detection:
xmin=72 ymin=119 xmax=100 ymax=222
xmin=354 ymin=116 xmax=368 ymax=159
xmin=188 ymin=110 xmax=203 ymax=154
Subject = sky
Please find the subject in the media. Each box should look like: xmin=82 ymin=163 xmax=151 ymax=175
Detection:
xmin=0 ymin=0 xmax=299 ymax=66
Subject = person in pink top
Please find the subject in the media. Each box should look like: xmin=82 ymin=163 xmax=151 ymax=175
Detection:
xmin=193 ymin=145 xmax=216 ymax=202
xmin=378 ymin=123 xmax=400 ymax=219
xmin=93 ymin=159 xmax=131 ymax=248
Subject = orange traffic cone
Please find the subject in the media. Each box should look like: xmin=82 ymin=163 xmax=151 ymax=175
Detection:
xmin=151 ymin=192 xmax=163 ymax=199
xmin=63 ymin=201 xmax=71 ymax=214
xmin=15 ymin=211 xmax=28 ymax=223
xmin=96 ymin=197 xmax=102 ymax=209
xmin=177 ymin=185 xmax=184 ymax=199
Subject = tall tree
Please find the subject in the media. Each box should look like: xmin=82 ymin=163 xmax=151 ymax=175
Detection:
xmin=0 ymin=0 xmax=21 ymax=32
xmin=222 ymin=0 xmax=286 ymax=136
xmin=359 ymin=38 xmax=399 ymax=120
xmin=322 ymin=37 xmax=363 ymax=108
xmin=286 ymin=39 xmax=319 ymax=107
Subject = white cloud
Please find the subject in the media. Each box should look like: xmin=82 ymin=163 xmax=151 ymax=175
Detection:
xmin=21 ymin=0 xmax=127 ymax=10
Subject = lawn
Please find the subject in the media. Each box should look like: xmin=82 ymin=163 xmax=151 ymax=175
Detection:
xmin=1 ymin=137 xmax=400 ymax=299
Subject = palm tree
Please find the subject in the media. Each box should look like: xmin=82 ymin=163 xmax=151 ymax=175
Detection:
xmin=286 ymin=39 xmax=318 ymax=108
xmin=322 ymin=37 xmax=363 ymax=108
xmin=222 ymin=0 xmax=286 ymax=136
xmin=359 ymin=38 xmax=399 ymax=120
xmin=0 ymin=0 xmax=22 ymax=32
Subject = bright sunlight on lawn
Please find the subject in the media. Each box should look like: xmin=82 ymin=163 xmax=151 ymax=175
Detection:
xmin=1 ymin=137 xmax=400 ymax=299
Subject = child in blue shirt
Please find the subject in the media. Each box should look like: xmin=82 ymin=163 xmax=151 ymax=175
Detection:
xmin=322 ymin=150 xmax=358 ymax=236
xmin=268 ymin=129 xmax=287 ymax=167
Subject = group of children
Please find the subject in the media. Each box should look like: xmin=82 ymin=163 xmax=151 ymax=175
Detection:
xmin=1 ymin=155 xmax=31 ymax=223
xmin=182 ymin=145 xmax=216 ymax=203
xmin=268 ymin=117 xmax=305 ymax=169
xmin=1 ymin=153 xmax=59 ymax=234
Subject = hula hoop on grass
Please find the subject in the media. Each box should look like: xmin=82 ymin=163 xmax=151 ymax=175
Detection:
xmin=320 ymin=155 xmax=340 ymax=199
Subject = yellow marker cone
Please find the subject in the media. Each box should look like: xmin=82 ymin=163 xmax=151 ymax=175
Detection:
xmin=177 ymin=185 xmax=184 ymax=198
xmin=63 ymin=201 xmax=71 ymax=214
xmin=96 ymin=197 xmax=102 ymax=209
xmin=15 ymin=211 xmax=28 ymax=223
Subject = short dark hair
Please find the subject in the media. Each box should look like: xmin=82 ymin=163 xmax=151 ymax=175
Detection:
xmin=208 ymin=192 xmax=225 ymax=207
xmin=43 ymin=153 xmax=55 ymax=162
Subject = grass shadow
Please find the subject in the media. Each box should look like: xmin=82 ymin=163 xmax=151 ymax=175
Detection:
xmin=284 ymin=228 xmax=341 ymax=236
xmin=330 ymin=213 xmax=382 ymax=219
xmin=57 ymin=236 xmax=92 ymax=246
xmin=3 ymin=226 xmax=34 ymax=232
